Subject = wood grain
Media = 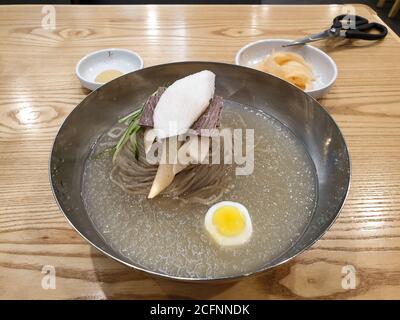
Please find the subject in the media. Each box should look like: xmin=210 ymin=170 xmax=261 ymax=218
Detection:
xmin=0 ymin=4 xmax=400 ymax=299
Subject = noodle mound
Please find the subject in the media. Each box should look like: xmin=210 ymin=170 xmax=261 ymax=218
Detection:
xmin=110 ymin=130 xmax=232 ymax=205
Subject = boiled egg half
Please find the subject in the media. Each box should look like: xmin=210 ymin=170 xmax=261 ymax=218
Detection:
xmin=205 ymin=201 xmax=253 ymax=246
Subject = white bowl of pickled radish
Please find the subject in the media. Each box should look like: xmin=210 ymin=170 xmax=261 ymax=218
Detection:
xmin=76 ymin=48 xmax=144 ymax=91
xmin=235 ymin=39 xmax=337 ymax=99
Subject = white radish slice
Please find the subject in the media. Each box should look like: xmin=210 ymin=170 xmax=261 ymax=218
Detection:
xmin=148 ymin=140 xmax=175 ymax=199
xmin=174 ymin=136 xmax=210 ymax=175
xmin=153 ymin=70 xmax=215 ymax=139
xmin=148 ymin=136 xmax=211 ymax=198
xmin=143 ymin=128 xmax=157 ymax=155
xmin=148 ymin=137 xmax=184 ymax=198
xmin=148 ymin=163 xmax=175 ymax=199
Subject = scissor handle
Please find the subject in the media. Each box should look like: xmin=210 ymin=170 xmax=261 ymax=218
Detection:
xmin=345 ymin=22 xmax=388 ymax=40
xmin=332 ymin=14 xmax=369 ymax=29
xmin=332 ymin=14 xmax=388 ymax=41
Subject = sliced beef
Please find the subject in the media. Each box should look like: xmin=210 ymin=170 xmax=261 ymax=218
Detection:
xmin=191 ymin=95 xmax=224 ymax=134
xmin=138 ymin=86 xmax=224 ymax=134
xmin=138 ymin=87 xmax=166 ymax=127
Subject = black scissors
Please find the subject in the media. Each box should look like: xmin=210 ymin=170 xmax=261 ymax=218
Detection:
xmin=284 ymin=15 xmax=388 ymax=47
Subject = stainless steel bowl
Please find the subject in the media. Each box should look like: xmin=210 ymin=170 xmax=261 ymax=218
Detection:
xmin=50 ymin=62 xmax=350 ymax=281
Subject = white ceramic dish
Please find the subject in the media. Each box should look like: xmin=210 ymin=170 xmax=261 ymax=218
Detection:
xmin=76 ymin=48 xmax=144 ymax=91
xmin=235 ymin=39 xmax=337 ymax=99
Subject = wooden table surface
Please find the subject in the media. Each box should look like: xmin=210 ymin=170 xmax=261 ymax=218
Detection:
xmin=1 ymin=4 xmax=400 ymax=300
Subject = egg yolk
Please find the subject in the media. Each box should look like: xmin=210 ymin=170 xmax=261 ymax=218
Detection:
xmin=212 ymin=206 xmax=245 ymax=237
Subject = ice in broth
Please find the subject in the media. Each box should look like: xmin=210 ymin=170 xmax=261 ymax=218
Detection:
xmin=83 ymin=99 xmax=317 ymax=278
